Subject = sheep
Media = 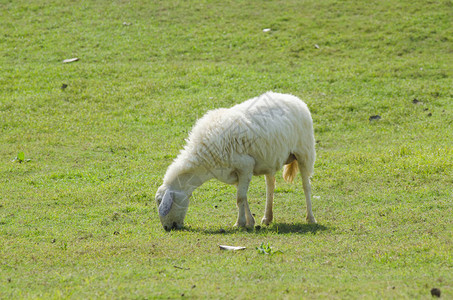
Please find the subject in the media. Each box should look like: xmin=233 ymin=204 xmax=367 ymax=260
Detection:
xmin=155 ymin=91 xmax=316 ymax=231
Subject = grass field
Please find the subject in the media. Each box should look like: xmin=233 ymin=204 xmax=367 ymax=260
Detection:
xmin=1 ymin=0 xmax=452 ymax=298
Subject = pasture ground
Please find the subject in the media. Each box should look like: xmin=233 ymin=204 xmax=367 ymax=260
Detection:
xmin=1 ymin=0 xmax=452 ymax=298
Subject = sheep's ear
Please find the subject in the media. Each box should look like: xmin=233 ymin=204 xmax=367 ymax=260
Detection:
xmin=159 ymin=190 xmax=173 ymax=217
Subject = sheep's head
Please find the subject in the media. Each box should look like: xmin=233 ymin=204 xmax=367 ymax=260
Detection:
xmin=155 ymin=185 xmax=189 ymax=231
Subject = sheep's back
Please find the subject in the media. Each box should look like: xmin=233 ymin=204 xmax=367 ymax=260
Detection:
xmin=186 ymin=92 xmax=315 ymax=175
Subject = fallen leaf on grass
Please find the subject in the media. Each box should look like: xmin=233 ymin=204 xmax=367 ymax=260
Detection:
xmin=219 ymin=245 xmax=246 ymax=251
xmin=63 ymin=58 xmax=79 ymax=63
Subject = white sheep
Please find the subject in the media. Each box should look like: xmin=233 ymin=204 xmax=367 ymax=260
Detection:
xmin=155 ymin=91 xmax=317 ymax=231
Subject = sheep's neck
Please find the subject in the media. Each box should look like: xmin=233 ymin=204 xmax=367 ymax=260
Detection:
xmin=170 ymin=169 xmax=212 ymax=194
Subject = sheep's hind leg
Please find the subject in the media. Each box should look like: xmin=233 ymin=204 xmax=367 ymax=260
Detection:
xmin=234 ymin=170 xmax=255 ymax=228
xmin=261 ymin=174 xmax=275 ymax=226
xmin=299 ymin=163 xmax=317 ymax=224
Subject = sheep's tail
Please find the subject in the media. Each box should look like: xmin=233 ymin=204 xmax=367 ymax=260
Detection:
xmin=283 ymin=160 xmax=299 ymax=183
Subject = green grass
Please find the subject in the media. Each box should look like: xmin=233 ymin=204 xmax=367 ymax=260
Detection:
xmin=1 ymin=0 xmax=452 ymax=298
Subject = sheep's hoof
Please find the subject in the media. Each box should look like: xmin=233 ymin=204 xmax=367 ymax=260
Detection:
xmin=245 ymin=215 xmax=256 ymax=228
xmin=306 ymin=216 xmax=317 ymax=224
xmin=245 ymin=222 xmax=255 ymax=229
xmin=234 ymin=221 xmax=246 ymax=228
xmin=234 ymin=221 xmax=255 ymax=229
xmin=261 ymin=217 xmax=272 ymax=226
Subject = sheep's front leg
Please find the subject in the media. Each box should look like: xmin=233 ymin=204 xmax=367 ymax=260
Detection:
xmin=234 ymin=172 xmax=255 ymax=228
xmin=261 ymin=174 xmax=275 ymax=226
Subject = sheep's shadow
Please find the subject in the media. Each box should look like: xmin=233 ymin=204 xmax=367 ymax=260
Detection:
xmin=183 ymin=222 xmax=327 ymax=235
xmin=265 ymin=222 xmax=328 ymax=235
